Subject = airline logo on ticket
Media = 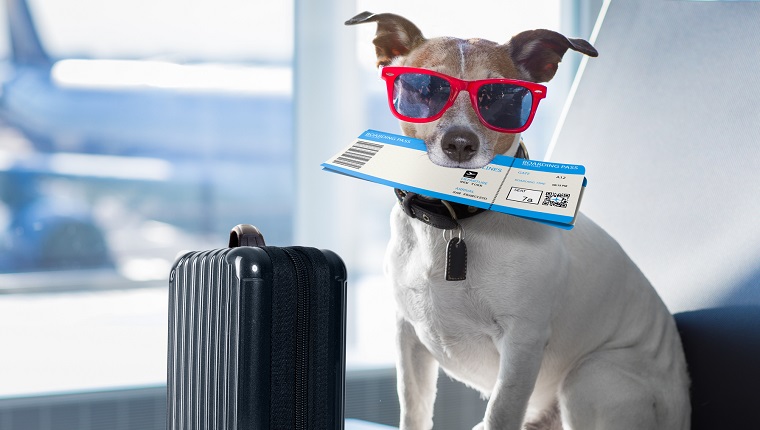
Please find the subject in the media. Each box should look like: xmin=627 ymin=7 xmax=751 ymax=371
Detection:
xmin=322 ymin=130 xmax=586 ymax=228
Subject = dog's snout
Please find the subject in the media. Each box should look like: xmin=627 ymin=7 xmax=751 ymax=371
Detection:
xmin=441 ymin=128 xmax=479 ymax=163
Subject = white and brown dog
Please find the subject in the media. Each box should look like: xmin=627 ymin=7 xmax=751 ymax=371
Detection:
xmin=347 ymin=12 xmax=690 ymax=430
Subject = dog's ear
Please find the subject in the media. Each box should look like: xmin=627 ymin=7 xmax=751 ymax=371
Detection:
xmin=345 ymin=11 xmax=425 ymax=67
xmin=506 ymin=30 xmax=598 ymax=82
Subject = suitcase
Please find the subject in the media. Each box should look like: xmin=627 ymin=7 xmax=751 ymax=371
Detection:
xmin=167 ymin=224 xmax=347 ymax=430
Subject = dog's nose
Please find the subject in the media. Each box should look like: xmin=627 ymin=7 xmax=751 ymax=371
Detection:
xmin=441 ymin=128 xmax=479 ymax=163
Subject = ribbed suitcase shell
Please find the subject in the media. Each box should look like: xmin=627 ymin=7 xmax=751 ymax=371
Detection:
xmin=167 ymin=245 xmax=347 ymax=430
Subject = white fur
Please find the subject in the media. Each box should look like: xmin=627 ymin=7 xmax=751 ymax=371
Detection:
xmin=386 ymin=209 xmax=690 ymax=430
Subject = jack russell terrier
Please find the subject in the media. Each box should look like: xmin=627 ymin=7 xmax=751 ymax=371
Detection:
xmin=346 ymin=11 xmax=690 ymax=430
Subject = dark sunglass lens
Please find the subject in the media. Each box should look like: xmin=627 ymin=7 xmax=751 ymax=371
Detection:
xmin=477 ymin=84 xmax=533 ymax=130
xmin=392 ymin=73 xmax=451 ymax=119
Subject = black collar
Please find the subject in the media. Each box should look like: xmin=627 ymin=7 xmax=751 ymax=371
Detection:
xmin=395 ymin=141 xmax=529 ymax=230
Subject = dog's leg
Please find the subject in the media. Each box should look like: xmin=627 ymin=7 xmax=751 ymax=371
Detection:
xmin=397 ymin=316 xmax=439 ymax=430
xmin=559 ymin=350 xmax=688 ymax=430
xmin=479 ymin=323 xmax=550 ymax=430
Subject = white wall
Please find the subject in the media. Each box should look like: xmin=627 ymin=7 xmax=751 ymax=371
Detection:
xmin=551 ymin=0 xmax=760 ymax=311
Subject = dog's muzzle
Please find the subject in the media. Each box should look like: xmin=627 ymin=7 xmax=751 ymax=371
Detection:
xmin=441 ymin=127 xmax=479 ymax=163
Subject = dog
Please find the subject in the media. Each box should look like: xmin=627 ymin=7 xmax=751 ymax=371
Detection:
xmin=346 ymin=12 xmax=691 ymax=430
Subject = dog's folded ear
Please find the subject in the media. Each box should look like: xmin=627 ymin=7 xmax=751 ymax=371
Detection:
xmin=507 ymin=30 xmax=598 ymax=83
xmin=345 ymin=11 xmax=425 ymax=67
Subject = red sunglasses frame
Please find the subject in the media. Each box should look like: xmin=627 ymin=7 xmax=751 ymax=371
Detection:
xmin=380 ymin=66 xmax=548 ymax=133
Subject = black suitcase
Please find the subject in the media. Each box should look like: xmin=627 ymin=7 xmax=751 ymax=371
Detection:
xmin=167 ymin=224 xmax=347 ymax=430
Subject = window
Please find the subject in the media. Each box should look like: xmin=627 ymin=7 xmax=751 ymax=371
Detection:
xmin=0 ymin=0 xmax=296 ymax=420
xmin=0 ymin=0 xmax=578 ymax=428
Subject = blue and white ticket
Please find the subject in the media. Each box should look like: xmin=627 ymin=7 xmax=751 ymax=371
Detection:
xmin=322 ymin=129 xmax=586 ymax=229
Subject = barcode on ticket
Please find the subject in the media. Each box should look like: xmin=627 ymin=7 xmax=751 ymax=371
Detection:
xmin=333 ymin=140 xmax=383 ymax=169
xmin=542 ymin=192 xmax=570 ymax=208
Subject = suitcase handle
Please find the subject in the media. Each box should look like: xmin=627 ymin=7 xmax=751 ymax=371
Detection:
xmin=229 ymin=224 xmax=266 ymax=247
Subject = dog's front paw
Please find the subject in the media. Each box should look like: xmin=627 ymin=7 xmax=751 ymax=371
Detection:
xmin=471 ymin=422 xmax=484 ymax=430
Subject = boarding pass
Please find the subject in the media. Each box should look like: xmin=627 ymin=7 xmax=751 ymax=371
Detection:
xmin=322 ymin=130 xmax=587 ymax=229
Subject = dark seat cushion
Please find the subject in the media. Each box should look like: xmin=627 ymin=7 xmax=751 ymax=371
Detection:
xmin=674 ymin=306 xmax=760 ymax=430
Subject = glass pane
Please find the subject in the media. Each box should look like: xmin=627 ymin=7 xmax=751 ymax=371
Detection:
xmin=0 ymin=0 xmax=568 ymax=428
xmin=477 ymin=84 xmax=534 ymax=130
xmin=29 ymin=0 xmax=293 ymax=61
xmin=393 ymin=73 xmax=451 ymax=118
xmin=0 ymin=0 xmax=293 ymax=409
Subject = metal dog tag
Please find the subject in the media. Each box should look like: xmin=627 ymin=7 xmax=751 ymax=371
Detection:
xmin=445 ymin=237 xmax=467 ymax=281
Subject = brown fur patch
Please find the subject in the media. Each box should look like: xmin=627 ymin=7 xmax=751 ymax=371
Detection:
xmin=524 ymin=400 xmax=563 ymax=430
xmin=507 ymin=29 xmax=598 ymax=82
xmin=401 ymin=37 xmax=523 ymax=81
xmin=399 ymin=37 xmax=523 ymax=156
xmin=345 ymin=12 xmax=426 ymax=67
xmin=492 ymin=134 xmax=518 ymax=155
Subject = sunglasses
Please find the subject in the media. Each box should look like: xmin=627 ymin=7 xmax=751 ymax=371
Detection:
xmin=380 ymin=66 xmax=547 ymax=133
